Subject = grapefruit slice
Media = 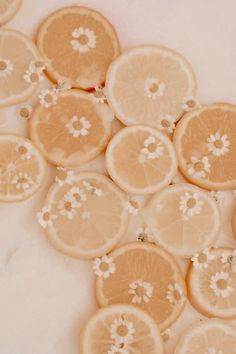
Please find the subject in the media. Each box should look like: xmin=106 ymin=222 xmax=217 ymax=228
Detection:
xmin=0 ymin=29 xmax=41 ymax=108
xmin=174 ymin=103 xmax=236 ymax=190
xmin=80 ymin=304 xmax=164 ymax=354
xmin=105 ymin=45 xmax=197 ymax=128
xmin=39 ymin=172 xmax=129 ymax=259
xmin=105 ymin=125 xmax=177 ymax=195
xmin=187 ymin=247 xmax=236 ymax=319
xmin=96 ymin=242 xmax=186 ymax=331
xmin=36 ymin=6 xmax=120 ymax=90
xmin=174 ymin=318 xmax=236 ymax=354
xmin=0 ymin=0 xmax=22 ymax=25
xmin=148 ymin=183 xmax=220 ymax=258
xmin=30 ymin=89 xmax=113 ymax=168
xmin=0 ymin=134 xmax=46 ymax=202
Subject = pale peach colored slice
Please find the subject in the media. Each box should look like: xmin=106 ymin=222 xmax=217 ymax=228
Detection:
xmin=0 ymin=134 xmax=46 ymax=202
xmin=96 ymin=242 xmax=186 ymax=331
xmin=36 ymin=6 xmax=120 ymax=90
xmin=80 ymin=304 xmax=164 ymax=354
xmin=0 ymin=0 xmax=22 ymax=25
xmin=30 ymin=89 xmax=113 ymax=168
xmin=174 ymin=103 xmax=236 ymax=190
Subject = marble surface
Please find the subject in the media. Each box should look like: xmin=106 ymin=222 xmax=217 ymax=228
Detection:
xmin=0 ymin=1 xmax=236 ymax=353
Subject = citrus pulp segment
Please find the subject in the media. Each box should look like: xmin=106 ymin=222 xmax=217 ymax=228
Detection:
xmin=36 ymin=6 xmax=120 ymax=90
xmin=0 ymin=0 xmax=22 ymax=25
xmin=105 ymin=125 xmax=177 ymax=195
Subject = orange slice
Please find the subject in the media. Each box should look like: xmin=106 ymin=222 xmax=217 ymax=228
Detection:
xmin=232 ymin=208 xmax=236 ymax=240
xmin=174 ymin=103 xmax=236 ymax=190
xmin=174 ymin=318 xmax=236 ymax=354
xmin=30 ymin=89 xmax=113 ymax=168
xmin=187 ymin=247 xmax=236 ymax=319
xmin=39 ymin=172 xmax=129 ymax=259
xmin=105 ymin=45 xmax=197 ymax=128
xmin=80 ymin=304 xmax=164 ymax=354
xmin=105 ymin=125 xmax=177 ymax=195
xmin=95 ymin=242 xmax=186 ymax=331
xmin=0 ymin=29 xmax=41 ymax=108
xmin=0 ymin=0 xmax=22 ymax=25
xmin=36 ymin=6 xmax=120 ymax=90
xmin=148 ymin=183 xmax=220 ymax=258
xmin=0 ymin=134 xmax=46 ymax=202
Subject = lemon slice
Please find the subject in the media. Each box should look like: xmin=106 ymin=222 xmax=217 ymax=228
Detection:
xmin=0 ymin=0 xmax=22 ymax=25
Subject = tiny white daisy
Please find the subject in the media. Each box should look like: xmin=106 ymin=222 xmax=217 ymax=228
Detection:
xmin=128 ymin=280 xmax=153 ymax=304
xmin=124 ymin=198 xmax=139 ymax=216
xmin=92 ymin=255 xmax=116 ymax=279
xmin=54 ymin=79 xmax=72 ymax=93
xmin=209 ymin=190 xmax=223 ymax=204
xmin=89 ymin=85 xmax=107 ymax=104
xmin=39 ymin=88 xmax=58 ymax=108
xmin=221 ymin=250 xmax=236 ymax=272
xmin=157 ymin=115 xmax=175 ymax=133
xmin=140 ymin=135 xmax=164 ymax=160
xmin=65 ymin=187 xmax=86 ymax=208
xmin=11 ymin=172 xmax=33 ymax=191
xmin=57 ymin=194 xmax=78 ymax=219
xmin=66 ymin=116 xmax=91 ymax=138
xmin=187 ymin=156 xmax=211 ymax=179
xmin=179 ymin=192 xmax=203 ymax=218
xmin=37 ymin=206 xmax=57 ymax=229
xmin=71 ymin=27 xmax=96 ymax=53
xmin=107 ymin=345 xmax=129 ymax=354
xmin=0 ymin=58 xmax=14 ymax=77
xmin=136 ymin=225 xmax=153 ymax=242
xmin=15 ymin=142 xmax=33 ymax=160
xmin=55 ymin=167 xmax=75 ymax=186
xmin=161 ymin=328 xmax=171 ymax=343
xmin=29 ymin=60 xmax=46 ymax=73
xmin=166 ymin=283 xmax=184 ymax=305
xmin=83 ymin=181 xmax=104 ymax=196
xmin=23 ymin=68 xmax=44 ymax=84
xmin=182 ymin=97 xmax=199 ymax=111
xmin=191 ymin=248 xmax=215 ymax=270
xmin=207 ymin=132 xmax=230 ymax=157
xmin=110 ymin=318 xmax=135 ymax=344
xmin=18 ymin=104 xmax=32 ymax=120
xmin=210 ymin=271 xmax=234 ymax=298
xmin=204 ymin=349 xmax=223 ymax=354
xmin=144 ymin=78 xmax=166 ymax=99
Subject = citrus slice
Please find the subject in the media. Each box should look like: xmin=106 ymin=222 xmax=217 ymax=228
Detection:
xmin=0 ymin=0 xmax=22 ymax=25
xmin=36 ymin=6 xmax=120 ymax=90
xmin=80 ymin=304 xmax=164 ymax=354
xmin=232 ymin=208 xmax=236 ymax=240
xmin=105 ymin=45 xmax=197 ymax=128
xmin=105 ymin=125 xmax=177 ymax=195
xmin=0 ymin=29 xmax=41 ymax=108
xmin=187 ymin=247 xmax=236 ymax=319
xmin=0 ymin=134 xmax=46 ymax=202
xmin=174 ymin=318 xmax=236 ymax=354
xmin=174 ymin=103 xmax=236 ymax=190
xmin=148 ymin=183 xmax=220 ymax=258
xmin=95 ymin=242 xmax=186 ymax=331
xmin=40 ymin=172 xmax=129 ymax=259
xmin=30 ymin=89 xmax=113 ymax=168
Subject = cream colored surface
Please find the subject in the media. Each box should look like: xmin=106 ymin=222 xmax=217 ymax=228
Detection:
xmin=0 ymin=1 xmax=236 ymax=354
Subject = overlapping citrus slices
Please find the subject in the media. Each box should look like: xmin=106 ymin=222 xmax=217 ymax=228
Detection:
xmin=0 ymin=0 xmax=22 ymax=25
xmin=30 ymin=89 xmax=113 ymax=168
xmin=105 ymin=45 xmax=197 ymax=128
xmin=36 ymin=6 xmax=120 ymax=90
xmin=0 ymin=134 xmax=46 ymax=202
xmin=39 ymin=172 xmax=129 ymax=259
xmin=174 ymin=319 xmax=236 ymax=354
xmin=95 ymin=242 xmax=186 ymax=331
xmin=80 ymin=304 xmax=164 ymax=354
xmin=187 ymin=247 xmax=236 ymax=319
xmin=0 ymin=29 xmax=42 ymax=108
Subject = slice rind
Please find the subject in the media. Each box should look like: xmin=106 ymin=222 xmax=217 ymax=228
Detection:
xmin=106 ymin=125 xmax=177 ymax=195
xmin=174 ymin=103 xmax=236 ymax=190
xmin=174 ymin=318 xmax=236 ymax=354
xmin=105 ymin=45 xmax=197 ymax=127
xmin=0 ymin=0 xmax=22 ymax=25
xmin=187 ymin=247 xmax=236 ymax=319
xmin=0 ymin=29 xmax=40 ymax=108
xmin=80 ymin=304 xmax=164 ymax=354
xmin=96 ymin=242 xmax=186 ymax=331
xmin=0 ymin=134 xmax=46 ymax=202
xmin=36 ymin=6 xmax=120 ymax=90
xmin=30 ymin=89 xmax=113 ymax=168
xmin=148 ymin=183 xmax=220 ymax=258
xmin=43 ymin=172 xmax=129 ymax=259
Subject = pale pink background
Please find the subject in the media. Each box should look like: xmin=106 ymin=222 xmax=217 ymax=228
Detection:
xmin=0 ymin=1 xmax=236 ymax=353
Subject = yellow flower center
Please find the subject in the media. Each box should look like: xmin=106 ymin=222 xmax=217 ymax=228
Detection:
xmin=57 ymin=169 xmax=67 ymax=181
xmin=173 ymin=290 xmax=181 ymax=301
xmin=136 ymin=286 xmax=146 ymax=297
xmin=99 ymin=262 xmax=109 ymax=272
xmin=162 ymin=333 xmax=170 ymax=342
xmin=44 ymin=94 xmax=53 ymax=103
xmin=149 ymin=82 xmax=159 ymax=93
xmin=72 ymin=120 xmax=82 ymax=130
xmin=20 ymin=107 xmax=30 ymax=119
xmin=18 ymin=177 xmax=27 ymax=184
xmin=148 ymin=143 xmax=156 ymax=152
xmin=214 ymin=139 xmax=223 ymax=149
xmin=186 ymin=99 xmax=196 ymax=108
xmin=43 ymin=212 xmax=50 ymax=221
xmin=0 ymin=60 xmax=7 ymax=71
xmin=187 ymin=198 xmax=196 ymax=208
xmin=161 ymin=119 xmax=170 ymax=128
xmin=198 ymin=254 xmax=207 ymax=263
xmin=64 ymin=201 xmax=72 ymax=211
xmin=117 ymin=324 xmax=128 ymax=337
xmin=216 ymin=279 xmax=228 ymax=290
xmin=30 ymin=72 xmax=39 ymax=83
xmin=79 ymin=34 xmax=89 ymax=45
xmin=194 ymin=161 xmax=204 ymax=171
xmin=18 ymin=146 xmax=27 ymax=154
xmin=73 ymin=193 xmax=81 ymax=202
